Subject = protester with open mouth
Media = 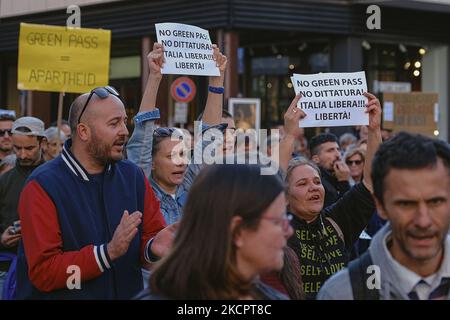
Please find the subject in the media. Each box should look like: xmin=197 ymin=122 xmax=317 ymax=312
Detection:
xmin=318 ymin=132 xmax=450 ymax=300
xmin=127 ymin=42 xmax=228 ymax=225
xmin=309 ymin=132 xmax=351 ymax=208
xmin=15 ymin=84 xmax=176 ymax=299
xmin=278 ymin=92 xmax=382 ymax=299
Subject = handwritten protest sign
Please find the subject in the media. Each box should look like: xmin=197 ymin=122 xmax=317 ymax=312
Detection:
xmin=155 ymin=23 xmax=219 ymax=76
xmin=383 ymin=93 xmax=438 ymax=137
xmin=18 ymin=23 xmax=111 ymax=93
xmin=291 ymin=72 xmax=368 ymax=128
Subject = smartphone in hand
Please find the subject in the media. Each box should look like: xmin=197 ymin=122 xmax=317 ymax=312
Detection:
xmin=8 ymin=221 xmax=21 ymax=235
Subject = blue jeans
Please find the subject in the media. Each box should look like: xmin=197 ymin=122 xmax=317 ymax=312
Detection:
xmin=0 ymin=271 xmax=7 ymax=300
xmin=142 ymin=268 xmax=151 ymax=290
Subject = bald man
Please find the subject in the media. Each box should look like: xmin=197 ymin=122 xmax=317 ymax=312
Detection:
xmin=16 ymin=86 xmax=171 ymax=299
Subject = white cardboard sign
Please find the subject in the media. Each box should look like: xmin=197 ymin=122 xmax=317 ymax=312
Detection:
xmin=291 ymin=71 xmax=368 ymax=128
xmin=155 ymin=23 xmax=220 ymax=76
xmin=174 ymin=102 xmax=188 ymax=124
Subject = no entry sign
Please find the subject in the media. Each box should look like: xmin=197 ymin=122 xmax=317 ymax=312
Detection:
xmin=171 ymin=76 xmax=196 ymax=103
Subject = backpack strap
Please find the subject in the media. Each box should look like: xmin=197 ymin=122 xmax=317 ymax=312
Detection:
xmin=326 ymin=217 xmax=345 ymax=245
xmin=348 ymin=251 xmax=380 ymax=300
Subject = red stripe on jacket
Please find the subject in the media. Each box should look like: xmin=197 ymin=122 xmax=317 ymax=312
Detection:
xmin=141 ymin=175 xmax=166 ymax=264
xmin=19 ymin=176 xmax=166 ymax=292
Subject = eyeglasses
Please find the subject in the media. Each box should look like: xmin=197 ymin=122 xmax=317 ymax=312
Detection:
xmin=78 ymin=86 xmax=121 ymax=124
xmin=0 ymin=129 xmax=12 ymax=137
xmin=346 ymin=159 xmax=363 ymax=166
xmin=153 ymin=127 xmax=185 ymax=139
xmin=260 ymin=214 xmax=293 ymax=231
xmin=153 ymin=127 xmax=177 ymax=137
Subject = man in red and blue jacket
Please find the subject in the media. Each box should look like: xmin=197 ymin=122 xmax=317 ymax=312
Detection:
xmin=16 ymin=88 xmax=168 ymax=299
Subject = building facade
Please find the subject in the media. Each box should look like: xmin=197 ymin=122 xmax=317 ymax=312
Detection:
xmin=1 ymin=0 xmax=449 ymax=139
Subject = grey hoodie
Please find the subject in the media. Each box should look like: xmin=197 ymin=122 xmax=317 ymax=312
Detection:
xmin=317 ymin=223 xmax=450 ymax=300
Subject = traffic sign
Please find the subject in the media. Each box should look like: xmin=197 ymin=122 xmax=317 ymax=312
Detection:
xmin=170 ymin=76 xmax=196 ymax=103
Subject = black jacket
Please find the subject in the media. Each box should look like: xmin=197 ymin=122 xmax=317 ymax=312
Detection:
xmin=288 ymin=182 xmax=374 ymax=300
xmin=0 ymin=160 xmax=43 ymax=271
xmin=320 ymin=167 xmax=351 ymax=208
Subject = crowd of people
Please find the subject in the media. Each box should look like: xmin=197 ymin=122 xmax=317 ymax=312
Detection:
xmin=0 ymin=43 xmax=449 ymax=300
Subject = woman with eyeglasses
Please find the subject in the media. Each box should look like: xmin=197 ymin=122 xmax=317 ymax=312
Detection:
xmin=0 ymin=113 xmax=15 ymax=162
xmin=127 ymin=43 xmax=227 ymax=226
xmin=135 ymin=164 xmax=292 ymax=300
xmin=277 ymin=92 xmax=382 ymax=299
xmin=344 ymin=147 xmax=365 ymax=186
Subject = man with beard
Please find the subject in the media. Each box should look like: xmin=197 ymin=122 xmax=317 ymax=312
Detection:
xmin=0 ymin=113 xmax=15 ymax=162
xmin=319 ymin=132 xmax=450 ymax=300
xmin=309 ymin=133 xmax=351 ymax=208
xmin=0 ymin=116 xmax=45 ymax=298
xmin=16 ymin=87 xmax=171 ymax=299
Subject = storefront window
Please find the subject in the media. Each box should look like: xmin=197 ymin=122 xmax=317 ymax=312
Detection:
xmin=245 ymin=42 xmax=330 ymax=129
xmin=364 ymin=43 xmax=423 ymax=92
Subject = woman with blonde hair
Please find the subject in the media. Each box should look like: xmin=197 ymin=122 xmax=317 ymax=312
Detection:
xmin=277 ymin=92 xmax=382 ymax=299
xmin=344 ymin=147 xmax=365 ymax=186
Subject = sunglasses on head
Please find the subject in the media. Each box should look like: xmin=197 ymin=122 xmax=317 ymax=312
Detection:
xmin=0 ymin=129 xmax=12 ymax=137
xmin=153 ymin=127 xmax=185 ymax=139
xmin=78 ymin=86 xmax=121 ymax=124
xmin=346 ymin=159 xmax=363 ymax=166
xmin=153 ymin=127 xmax=176 ymax=137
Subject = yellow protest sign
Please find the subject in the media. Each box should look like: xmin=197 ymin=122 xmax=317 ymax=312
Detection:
xmin=18 ymin=23 xmax=111 ymax=93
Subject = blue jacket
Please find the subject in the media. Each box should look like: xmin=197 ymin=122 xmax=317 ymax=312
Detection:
xmin=16 ymin=139 xmax=165 ymax=299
